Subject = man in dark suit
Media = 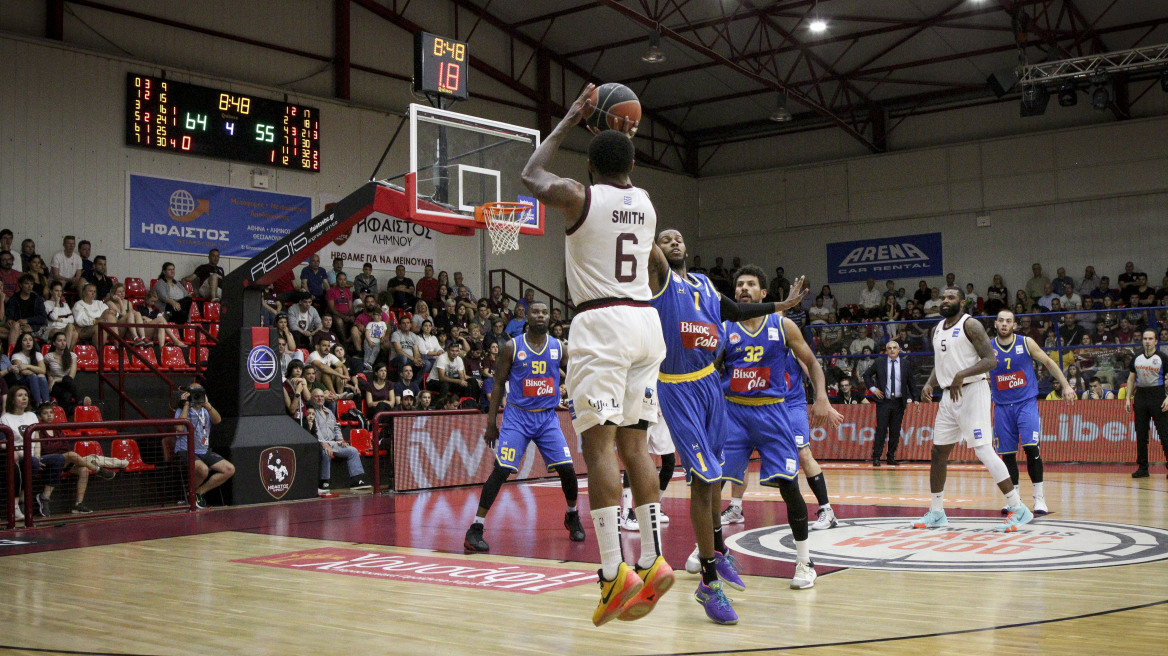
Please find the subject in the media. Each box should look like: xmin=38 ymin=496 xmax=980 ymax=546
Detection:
xmin=863 ymin=340 xmax=916 ymax=466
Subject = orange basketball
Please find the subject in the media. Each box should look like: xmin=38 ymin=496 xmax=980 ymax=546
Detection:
xmin=583 ymin=83 xmax=641 ymax=137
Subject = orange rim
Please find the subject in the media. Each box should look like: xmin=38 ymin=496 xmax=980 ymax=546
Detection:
xmin=475 ymin=201 xmax=534 ymax=224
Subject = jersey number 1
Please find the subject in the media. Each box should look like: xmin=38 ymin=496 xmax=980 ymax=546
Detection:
xmin=615 ymin=233 xmax=638 ymax=282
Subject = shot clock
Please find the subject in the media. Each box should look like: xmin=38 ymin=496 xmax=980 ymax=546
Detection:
xmin=125 ymin=73 xmax=321 ymax=172
xmin=413 ymin=32 xmax=469 ymax=99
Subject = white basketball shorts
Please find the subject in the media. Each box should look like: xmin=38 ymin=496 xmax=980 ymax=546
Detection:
xmin=933 ymin=379 xmax=993 ymax=447
xmin=646 ymin=408 xmax=676 ymax=456
xmin=565 ymin=304 xmax=666 ymax=434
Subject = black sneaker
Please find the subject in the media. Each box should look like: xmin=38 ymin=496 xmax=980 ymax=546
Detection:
xmin=194 ymin=493 xmax=209 ymax=510
xmin=1132 ymin=469 xmax=1150 ymax=479
xmin=350 ymin=477 xmax=372 ymax=490
xmin=72 ymin=503 xmax=93 ymax=514
xmin=35 ymin=492 xmax=49 ymax=518
xmin=886 ymin=458 xmax=900 ymax=466
xmin=96 ymin=467 xmax=116 ymax=481
xmin=464 ymin=523 xmax=489 ymax=552
xmin=565 ymin=510 xmax=586 ymax=542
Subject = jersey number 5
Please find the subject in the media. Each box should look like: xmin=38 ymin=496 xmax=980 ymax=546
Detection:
xmin=940 ymin=339 xmax=947 ymax=352
xmin=615 ymin=233 xmax=638 ymax=282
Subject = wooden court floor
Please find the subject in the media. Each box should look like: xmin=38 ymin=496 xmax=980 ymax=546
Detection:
xmin=1 ymin=463 xmax=1166 ymax=656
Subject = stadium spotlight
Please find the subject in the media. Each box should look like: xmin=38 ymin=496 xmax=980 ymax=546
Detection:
xmin=770 ymin=92 xmax=793 ymax=122
xmin=1089 ymin=73 xmax=1113 ymax=110
xmin=1057 ymin=81 xmax=1078 ymax=107
xmin=1020 ymin=84 xmax=1049 ymax=117
xmin=641 ymin=30 xmax=666 ymax=63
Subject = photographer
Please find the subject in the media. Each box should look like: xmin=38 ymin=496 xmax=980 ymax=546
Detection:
xmin=174 ymin=384 xmax=234 ymax=509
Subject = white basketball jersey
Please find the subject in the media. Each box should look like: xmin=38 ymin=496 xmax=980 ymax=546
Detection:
xmin=931 ymin=314 xmax=986 ymax=388
xmin=565 ymin=184 xmax=657 ymax=304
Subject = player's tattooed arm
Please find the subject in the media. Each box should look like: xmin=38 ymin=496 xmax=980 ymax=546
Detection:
xmin=484 ymin=340 xmax=516 ymax=448
xmin=521 ymin=84 xmax=594 ymax=223
xmin=1025 ymin=336 xmax=1074 ymax=404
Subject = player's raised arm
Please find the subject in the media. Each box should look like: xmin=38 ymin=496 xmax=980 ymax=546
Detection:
xmin=521 ymin=84 xmax=594 ymax=222
xmin=720 ymin=275 xmax=807 ymax=321
xmin=483 ymin=339 xmax=516 ymax=448
xmin=648 ymin=242 xmax=671 ymax=295
xmin=783 ymin=316 xmax=843 ymax=429
xmin=1023 ymin=336 xmax=1074 ymax=404
xmin=948 ymin=317 xmax=998 ymax=401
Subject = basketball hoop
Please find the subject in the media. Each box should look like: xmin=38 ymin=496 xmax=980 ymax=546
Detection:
xmin=476 ymin=201 xmax=532 ymax=254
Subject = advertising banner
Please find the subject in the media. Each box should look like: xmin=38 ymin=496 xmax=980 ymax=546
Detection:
xmin=126 ymin=174 xmax=312 ymax=258
xmin=318 ymin=213 xmax=438 ymax=271
xmin=826 ymin=232 xmax=943 ymax=283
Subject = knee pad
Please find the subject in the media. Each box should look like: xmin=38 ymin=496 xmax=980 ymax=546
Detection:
xmin=974 ymin=444 xmax=1010 ymax=483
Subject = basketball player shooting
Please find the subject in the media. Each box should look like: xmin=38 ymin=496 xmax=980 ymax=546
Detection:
xmin=521 ymin=83 xmax=672 ymax=627
xmin=914 ymin=287 xmax=1034 ymax=533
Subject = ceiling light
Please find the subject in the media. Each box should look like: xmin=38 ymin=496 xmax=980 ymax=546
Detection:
xmin=1057 ymin=81 xmax=1077 ymax=107
xmin=809 ymin=19 xmax=827 ymax=33
xmin=1019 ymin=84 xmax=1049 ymax=117
xmin=770 ymin=93 xmax=793 ymax=122
xmin=642 ymin=30 xmax=666 ymax=64
xmin=1089 ymin=73 xmax=1113 ymax=110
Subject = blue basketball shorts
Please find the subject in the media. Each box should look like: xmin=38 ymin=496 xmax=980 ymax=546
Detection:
xmin=786 ymin=401 xmax=812 ymax=450
xmin=993 ymin=397 xmax=1041 ymax=454
xmin=658 ymin=372 xmax=725 ymax=484
xmin=496 ymin=408 xmax=573 ymax=472
xmin=723 ymin=399 xmax=801 ymax=486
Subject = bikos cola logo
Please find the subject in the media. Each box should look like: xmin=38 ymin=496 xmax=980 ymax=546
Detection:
xmin=727 ymin=517 xmax=1168 ymax=572
xmin=679 ymin=321 xmax=719 ymax=350
xmin=523 ymin=377 xmax=555 ymax=397
xmin=730 ymin=367 xmax=770 ymax=392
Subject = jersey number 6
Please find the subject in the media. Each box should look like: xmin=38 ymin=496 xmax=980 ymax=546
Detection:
xmin=615 ymin=233 xmax=638 ymax=282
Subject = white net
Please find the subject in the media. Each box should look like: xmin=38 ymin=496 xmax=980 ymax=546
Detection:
xmin=482 ymin=202 xmax=531 ymax=254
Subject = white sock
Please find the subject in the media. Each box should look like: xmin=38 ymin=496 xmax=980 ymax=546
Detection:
xmin=1004 ymin=488 xmax=1021 ymax=508
xmin=567 ymin=505 xmax=577 ymax=513
xmin=635 ymin=503 xmax=662 ymax=569
xmin=621 ymin=488 xmax=633 ymax=514
xmin=930 ymin=491 xmax=945 ymax=512
xmin=795 ymin=540 xmax=810 ymax=564
xmin=731 ymin=497 xmax=743 ymax=510
xmin=1033 ymin=482 xmax=1044 ymax=499
xmin=591 ymin=506 xmax=623 ymax=580
xmin=473 ymin=515 xmax=486 ymax=527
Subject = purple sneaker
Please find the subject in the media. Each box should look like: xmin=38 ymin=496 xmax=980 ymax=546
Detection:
xmin=694 ymin=580 xmax=738 ymax=625
xmin=714 ymin=551 xmax=745 ymax=591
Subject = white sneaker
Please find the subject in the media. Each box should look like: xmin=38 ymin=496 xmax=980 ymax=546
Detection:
xmin=1034 ymin=497 xmax=1049 ymax=516
xmin=720 ymin=505 xmax=744 ymax=525
xmin=659 ymin=510 xmax=670 ymax=525
xmin=791 ymin=560 xmax=817 ymax=589
xmin=620 ymin=509 xmax=639 ymax=531
xmin=810 ymin=506 xmax=838 ymax=530
xmin=14 ymin=503 xmax=24 ymax=522
xmin=685 ymin=545 xmax=701 ymax=574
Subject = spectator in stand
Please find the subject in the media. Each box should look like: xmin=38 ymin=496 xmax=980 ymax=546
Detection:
xmin=1090 ymin=276 xmax=1119 ymax=306
xmin=326 ymin=271 xmax=355 ymax=336
xmin=410 ymin=299 xmax=434 ymax=334
xmin=325 ymin=257 xmax=346 ymax=286
xmin=1082 ymin=376 xmax=1114 ymax=400
xmin=1064 ymin=364 xmax=1086 ymax=396
xmin=923 ymin=288 xmax=943 ymax=316
xmin=310 ymin=388 xmax=370 ymax=495
xmin=417 ymin=319 xmax=445 ymax=373
xmin=1012 ymin=290 xmax=1031 ymax=312
xmin=913 ymin=280 xmax=932 ymax=307
xmin=363 ymin=362 xmax=396 ymax=418
xmin=299 ymin=254 xmax=330 ymax=303
xmin=77 ymin=241 xmax=92 ymax=273
xmin=1156 ymin=275 xmax=1168 ymax=306
xmin=806 ymin=296 xmax=830 ymax=325
xmin=270 ymin=267 xmax=297 ymax=305
xmin=906 ymin=307 xmax=929 ymax=350
xmin=26 ymin=255 xmax=51 ymax=298
xmin=0 ymin=229 xmax=11 ymax=256
xmin=0 ymin=251 xmax=20 ymax=300
xmin=819 ymin=312 xmax=843 ymax=353
xmin=353 ymin=295 xmax=391 ymax=368
xmin=32 ymin=401 xmax=114 ymax=516
xmin=173 ymin=384 xmax=234 ymax=509
xmin=854 ymin=345 xmax=875 ymax=382
xmin=44 ymin=331 xmax=82 ymax=414
xmin=505 ymin=304 xmax=527 ymax=338
xmin=307 ymin=336 xmax=350 ymax=396
xmin=138 ymin=288 xmax=186 ymax=347
xmin=455 ymin=284 xmax=475 ymax=304
xmin=816 ymin=285 xmax=839 ymax=312
xmin=276 ymin=336 xmax=295 ymax=378
xmin=485 ymin=286 xmax=505 ymax=316
xmin=43 ymin=281 xmax=78 ymax=350
xmin=9 ymin=333 xmax=50 ymax=404
xmin=394 ymin=363 xmax=421 ymax=398
xmin=152 ymin=263 xmax=193 ymax=325
xmin=1026 ymin=263 xmax=1050 ymax=302
xmin=49 ymin=236 xmax=84 ymax=291
xmin=283 ymin=360 xmax=309 ymax=421
xmin=962 ymin=284 xmax=982 ymax=315
xmin=1077 ymin=266 xmax=1099 ymax=298
xmin=6 ymin=274 xmax=48 ymax=348
xmin=415 ymin=264 xmax=439 ymax=306
xmin=769 ymin=267 xmax=791 ymax=302
xmin=1075 ymin=334 xmax=1096 ymax=372
xmin=1051 ymin=267 xmax=1074 ymax=296
xmin=352 ymin=262 xmax=378 ymax=304
xmin=183 ymin=248 xmax=224 ymax=300
xmin=1131 ymin=274 xmax=1156 ymax=307
xmin=1017 ymin=315 xmax=1043 ymax=342
xmin=708 ymin=257 xmax=731 ymax=295
xmin=850 ymin=324 xmax=875 ymax=355
xmin=313 ymin=314 xmax=341 ymax=354
xmin=302 ymin=364 xmax=328 ymax=396
xmin=1117 ymin=261 xmax=1140 ymax=291
xmin=452 ymin=272 xmax=475 ymax=301
xmin=1124 ymin=294 xmax=1148 ymax=328
xmin=1 ymin=386 xmax=41 ymax=520
xmin=427 ymin=341 xmax=478 ymax=399
xmin=81 ymin=255 xmax=113 ymax=301
xmin=464 ymin=340 xmax=487 ymax=383
xmin=1160 ymin=328 xmax=1168 ymax=360
xmin=1060 ymin=314 xmax=1087 ymax=346
xmin=827 ymin=346 xmax=854 ymax=387
xmin=390 ymin=316 xmax=429 ymax=378
xmin=1036 ymin=283 xmax=1058 ymax=311
xmin=287 ymin=293 xmax=323 ymax=350
xmin=330 ymin=343 xmax=361 ymax=398
xmin=416 ymin=389 xmax=434 ymax=410
xmin=397 ymin=388 xmax=415 ymax=410
xmin=386 ymin=265 xmax=416 ymax=309
xmin=273 ymin=314 xmax=298 ymax=357
xmin=688 ymin=255 xmax=707 ymax=275
xmin=984 ymin=274 xmax=1008 ymax=315
xmin=18 ymin=238 xmax=36 ymax=272
xmin=858 ymin=278 xmax=882 ymax=319
xmin=1045 ymin=380 xmax=1075 ymax=401
xmin=834 ymin=378 xmax=868 ymax=404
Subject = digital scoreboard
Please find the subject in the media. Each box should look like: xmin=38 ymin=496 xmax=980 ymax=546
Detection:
xmin=413 ymin=32 xmax=469 ymax=99
xmin=126 ymin=73 xmax=320 ymax=172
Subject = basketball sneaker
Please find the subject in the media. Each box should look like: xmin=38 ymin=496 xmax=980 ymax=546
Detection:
xmin=1033 ymin=497 xmax=1049 ymax=516
xmin=791 ymin=560 xmax=817 ymax=589
xmin=660 ymin=510 xmax=670 ymax=525
xmin=685 ymin=545 xmax=701 ymax=574
xmin=71 ymin=503 xmax=92 ymax=515
xmin=618 ymin=556 xmax=674 ymax=621
xmin=620 ymin=508 xmax=639 ymax=531
xmin=810 ymin=507 xmax=837 ymax=530
xmin=694 ymin=579 xmax=738 ymax=625
xmin=14 ymin=503 xmax=24 ymax=522
xmin=564 ymin=510 xmax=586 ymax=542
xmin=464 ymin=523 xmax=489 ymax=552
xmin=592 ymin=563 xmax=643 ymax=627
xmin=912 ymin=509 xmax=948 ymax=529
xmin=714 ymin=551 xmax=745 ymax=591
xmin=720 ymin=504 xmax=744 ymax=525
xmin=35 ymin=493 xmax=49 ymax=518
xmin=997 ymin=504 xmax=1034 ymax=532
xmin=350 ymin=476 xmax=372 ymax=490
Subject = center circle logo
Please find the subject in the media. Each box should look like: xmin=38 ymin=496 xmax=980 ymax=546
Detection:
xmin=247 ymin=345 xmax=278 ymax=384
xmin=727 ymin=517 xmax=1168 ymax=572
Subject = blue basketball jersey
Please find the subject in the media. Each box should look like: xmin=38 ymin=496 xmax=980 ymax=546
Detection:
xmin=506 ymin=334 xmax=562 ymax=410
xmin=721 ymin=315 xmax=789 ymax=400
xmin=784 ymin=343 xmax=808 ymax=406
xmin=990 ymin=334 xmax=1039 ymax=404
xmin=650 ymin=271 xmax=722 ymax=376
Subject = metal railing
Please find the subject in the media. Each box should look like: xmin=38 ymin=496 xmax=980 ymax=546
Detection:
xmin=96 ymin=322 xmax=215 ymax=419
xmin=488 ymin=269 xmax=575 ymax=319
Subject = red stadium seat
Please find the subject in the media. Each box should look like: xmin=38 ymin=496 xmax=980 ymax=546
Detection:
xmin=209 ymin=323 xmax=220 ymax=339
xmin=187 ymin=302 xmax=202 ymax=323
xmin=131 ymin=346 xmax=160 ymax=370
xmin=124 ymin=277 xmax=147 ymax=301
xmin=348 ymin=428 xmax=385 ymax=457
xmin=74 ymin=406 xmax=117 ymax=437
xmin=190 ymin=346 xmax=210 ymax=368
xmin=161 ymin=345 xmax=192 ymax=371
xmin=72 ymin=440 xmax=103 ymax=458
xmin=40 ymin=344 xmax=50 ymax=355
xmin=336 ymin=399 xmax=358 ymax=426
xmin=102 ymin=345 xmax=125 ymax=371
xmin=181 ymin=280 xmax=196 ymax=297
xmin=202 ymin=302 xmax=221 ymax=323
xmin=74 ymin=345 xmax=98 ymax=372
xmin=295 ymin=348 xmax=309 ymax=363
xmin=51 ymin=405 xmax=84 ymax=437
xmin=111 ymin=438 xmax=155 ymax=472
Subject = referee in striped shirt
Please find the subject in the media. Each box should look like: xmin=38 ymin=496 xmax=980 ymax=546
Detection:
xmin=1126 ymin=329 xmax=1168 ymax=478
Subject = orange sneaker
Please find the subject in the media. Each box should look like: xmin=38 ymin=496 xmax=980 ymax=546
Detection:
xmin=618 ymin=556 xmax=675 ymax=622
xmin=592 ymin=563 xmax=643 ymax=627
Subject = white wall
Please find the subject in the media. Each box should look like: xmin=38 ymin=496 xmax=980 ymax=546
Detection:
xmin=695 ymin=115 xmax=1168 ymax=305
